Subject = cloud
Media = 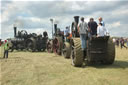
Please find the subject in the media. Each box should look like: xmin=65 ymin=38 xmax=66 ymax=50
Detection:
xmin=1 ymin=0 xmax=128 ymax=40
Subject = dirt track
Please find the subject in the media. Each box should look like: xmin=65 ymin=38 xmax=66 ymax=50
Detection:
xmin=0 ymin=47 xmax=128 ymax=85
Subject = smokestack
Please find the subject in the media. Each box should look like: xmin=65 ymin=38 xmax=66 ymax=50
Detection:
xmin=54 ymin=24 xmax=57 ymax=35
xmin=14 ymin=26 xmax=17 ymax=37
xmin=74 ymin=16 xmax=79 ymax=24
xmin=74 ymin=16 xmax=80 ymax=37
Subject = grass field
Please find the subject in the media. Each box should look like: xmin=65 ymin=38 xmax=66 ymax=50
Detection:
xmin=0 ymin=47 xmax=128 ymax=85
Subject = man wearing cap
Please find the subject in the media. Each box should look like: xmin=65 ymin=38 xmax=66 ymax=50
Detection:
xmin=3 ymin=40 xmax=9 ymax=58
xmin=78 ymin=17 xmax=88 ymax=60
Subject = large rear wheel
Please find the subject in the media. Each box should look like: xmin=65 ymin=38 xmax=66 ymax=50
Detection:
xmin=71 ymin=38 xmax=83 ymax=67
xmin=26 ymin=38 xmax=36 ymax=52
xmin=53 ymin=37 xmax=63 ymax=55
xmin=104 ymin=38 xmax=115 ymax=64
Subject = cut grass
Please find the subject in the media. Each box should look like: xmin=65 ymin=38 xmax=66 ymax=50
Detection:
xmin=0 ymin=47 xmax=128 ymax=85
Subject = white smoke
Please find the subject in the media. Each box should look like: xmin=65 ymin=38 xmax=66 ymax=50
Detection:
xmin=14 ymin=19 xmax=24 ymax=28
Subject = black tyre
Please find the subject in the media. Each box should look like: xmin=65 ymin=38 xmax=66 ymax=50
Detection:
xmin=104 ymin=38 xmax=115 ymax=64
xmin=46 ymin=40 xmax=53 ymax=53
xmin=62 ymin=42 xmax=71 ymax=58
xmin=71 ymin=38 xmax=83 ymax=67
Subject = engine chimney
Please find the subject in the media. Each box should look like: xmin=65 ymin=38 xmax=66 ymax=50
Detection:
xmin=74 ymin=16 xmax=79 ymax=24
xmin=54 ymin=24 xmax=57 ymax=35
xmin=74 ymin=16 xmax=80 ymax=37
xmin=14 ymin=26 xmax=17 ymax=38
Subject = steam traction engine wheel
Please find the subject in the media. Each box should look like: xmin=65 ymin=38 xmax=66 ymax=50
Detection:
xmin=71 ymin=38 xmax=83 ymax=67
xmin=26 ymin=38 xmax=36 ymax=52
xmin=62 ymin=42 xmax=71 ymax=58
xmin=53 ymin=37 xmax=63 ymax=55
xmin=104 ymin=38 xmax=115 ymax=64
xmin=47 ymin=40 xmax=53 ymax=53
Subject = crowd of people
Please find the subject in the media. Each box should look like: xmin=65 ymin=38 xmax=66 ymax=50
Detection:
xmin=113 ymin=37 xmax=128 ymax=49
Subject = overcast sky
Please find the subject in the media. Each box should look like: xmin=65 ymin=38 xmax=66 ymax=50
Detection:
xmin=1 ymin=0 xmax=128 ymax=40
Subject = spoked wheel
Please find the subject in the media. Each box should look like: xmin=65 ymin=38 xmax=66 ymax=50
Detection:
xmin=71 ymin=38 xmax=83 ymax=67
xmin=46 ymin=41 xmax=53 ymax=53
xmin=53 ymin=38 xmax=60 ymax=55
xmin=53 ymin=37 xmax=63 ymax=55
xmin=62 ymin=42 xmax=71 ymax=59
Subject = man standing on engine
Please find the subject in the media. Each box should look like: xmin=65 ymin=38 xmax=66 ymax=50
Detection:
xmin=88 ymin=18 xmax=98 ymax=36
xmin=98 ymin=17 xmax=105 ymax=27
xmin=78 ymin=17 xmax=88 ymax=60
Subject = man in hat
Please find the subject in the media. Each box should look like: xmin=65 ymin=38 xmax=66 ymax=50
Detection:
xmin=78 ymin=17 xmax=88 ymax=60
xmin=3 ymin=40 xmax=9 ymax=58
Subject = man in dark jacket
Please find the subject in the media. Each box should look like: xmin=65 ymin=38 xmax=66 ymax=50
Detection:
xmin=88 ymin=18 xmax=98 ymax=36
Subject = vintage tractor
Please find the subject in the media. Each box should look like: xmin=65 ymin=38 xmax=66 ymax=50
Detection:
xmin=46 ymin=16 xmax=115 ymax=67
xmin=8 ymin=26 xmax=48 ymax=52
xmin=62 ymin=16 xmax=115 ymax=67
xmin=8 ymin=27 xmax=28 ymax=52
xmin=46 ymin=24 xmax=64 ymax=55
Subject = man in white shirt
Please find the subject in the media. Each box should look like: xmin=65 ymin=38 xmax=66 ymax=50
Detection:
xmin=97 ymin=23 xmax=107 ymax=37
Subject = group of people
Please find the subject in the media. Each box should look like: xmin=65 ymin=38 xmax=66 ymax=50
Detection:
xmin=78 ymin=17 xmax=108 ymax=59
xmin=113 ymin=37 xmax=128 ymax=49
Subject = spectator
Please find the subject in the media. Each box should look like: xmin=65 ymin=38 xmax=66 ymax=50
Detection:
xmin=0 ymin=39 xmax=1 ymax=46
xmin=120 ymin=37 xmax=127 ymax=49
xmin=64 ymin=26 xmax=70 ymax=42
xmin=127 ymin=39 xmax=128 ymax=47
xmin=3 ymin=40 xmax=9 ymax=59
xmin=113 ymin=38 xmax=116 ymax=44
xmin=116 ymin=39 xmax=119 ymax=47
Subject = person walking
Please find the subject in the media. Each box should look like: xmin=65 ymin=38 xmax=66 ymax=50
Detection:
xmin=88 ymin=18 xmax=98 ymax=36
xmin=120 ymin=38 xmax=127 ymax=49
xmin=78 ymin=17 xmax=88 ymax=60
xmin=3 ymin=40 xmax=9 ymax=59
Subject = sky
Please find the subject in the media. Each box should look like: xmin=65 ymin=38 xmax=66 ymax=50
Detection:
xmin=0 ymin=0 xmax=128 ymax=40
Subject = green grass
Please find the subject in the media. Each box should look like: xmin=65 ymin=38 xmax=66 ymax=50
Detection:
xmin=0 ymin=47 xmax=128 ymax=85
